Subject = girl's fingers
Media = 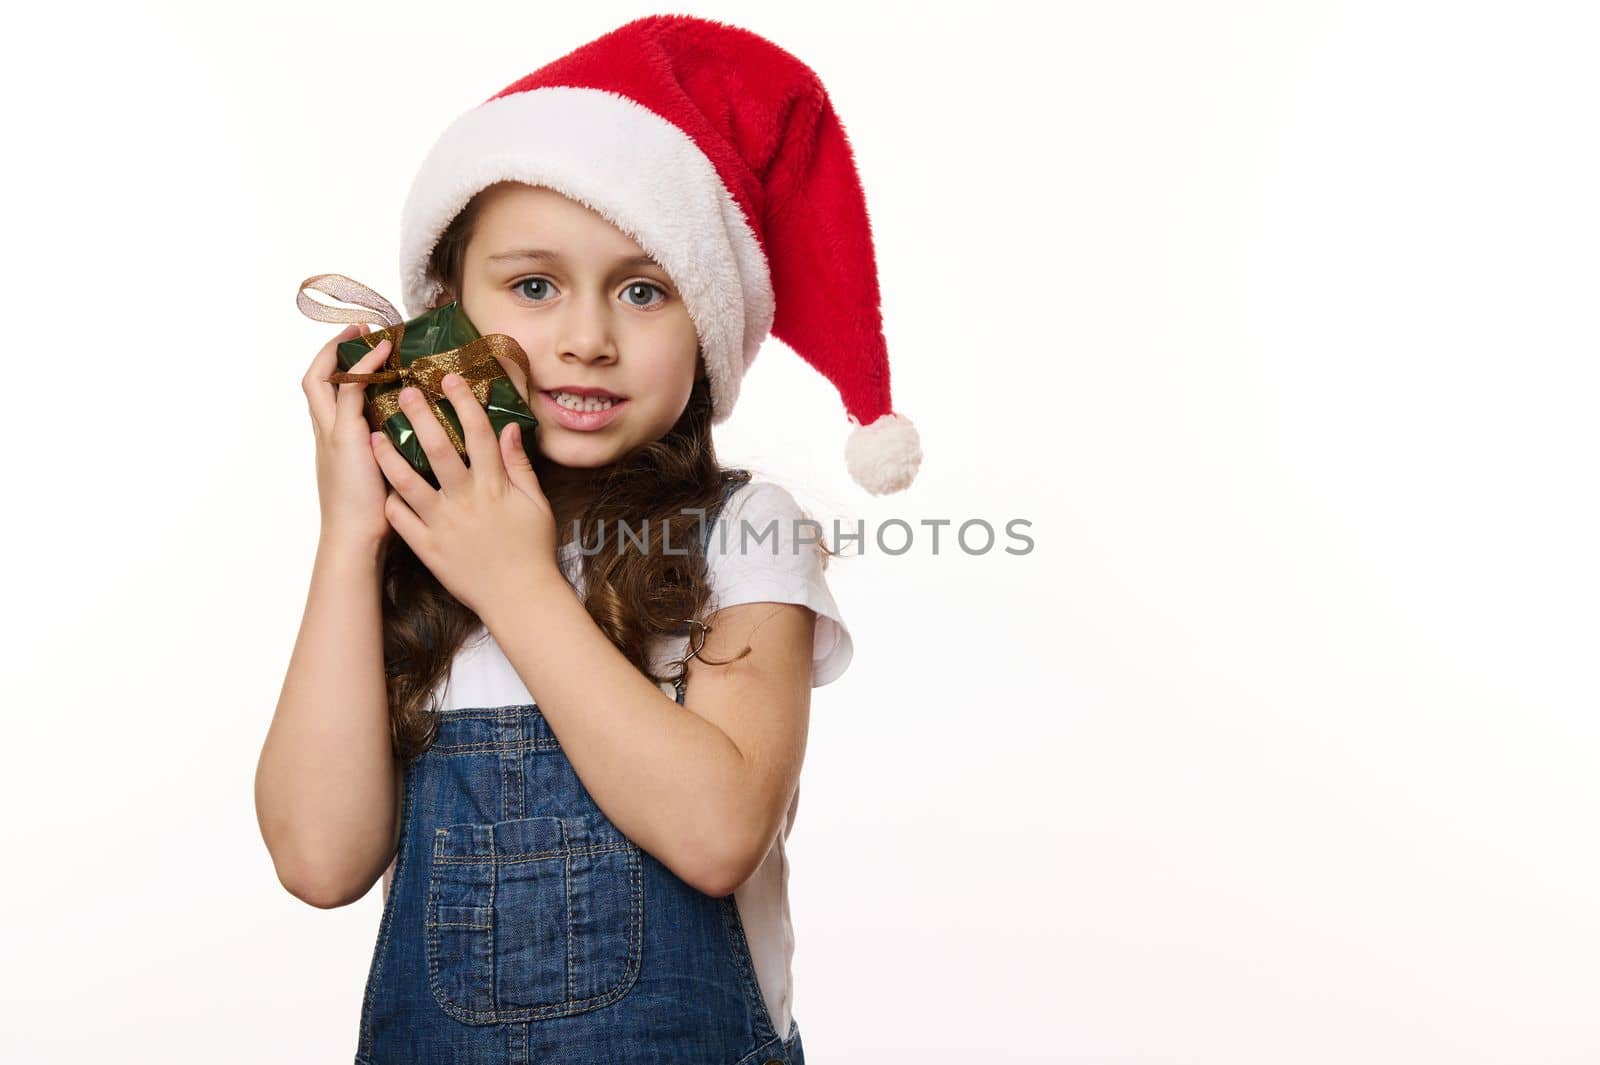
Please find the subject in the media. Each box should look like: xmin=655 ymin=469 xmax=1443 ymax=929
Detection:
xmin=397 ymin=380 xmax=469 ymax=494
xmin=373 ymin=427 xmax=438 ymax=526
xmin=335 ymin=338 xmax=392 ymax=428
xmin=441 ymin=374 xmax=502 ymax=480
xmin=302 ymin=323 xmax=362 ymax=430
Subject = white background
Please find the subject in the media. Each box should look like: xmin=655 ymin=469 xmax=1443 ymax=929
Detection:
xmin=4 ymin=1 xmax=1597 ymax=1061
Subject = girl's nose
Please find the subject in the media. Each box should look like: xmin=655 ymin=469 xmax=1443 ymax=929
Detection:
xmin=555 ymin=290 xmax=619 ymax=364
xmin=559 ymin=342 xmax=618 ymax=365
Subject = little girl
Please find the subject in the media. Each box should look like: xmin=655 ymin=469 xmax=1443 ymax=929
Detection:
xmin=257 ymin=15 xmax=920 ymax=1064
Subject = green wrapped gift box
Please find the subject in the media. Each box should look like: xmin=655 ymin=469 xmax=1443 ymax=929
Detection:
xmin=299 ymin=274 xmax=539 ymax=489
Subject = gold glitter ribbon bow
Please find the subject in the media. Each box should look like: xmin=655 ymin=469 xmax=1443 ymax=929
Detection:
xmin=296 ymin=273 xmax=532 ymax=457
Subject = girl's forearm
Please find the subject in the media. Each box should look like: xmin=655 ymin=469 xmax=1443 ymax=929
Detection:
xmin=255 ymin=533 xmax=398 ymax=908
xmin=482 ymin=574 xmax=755 ymax=897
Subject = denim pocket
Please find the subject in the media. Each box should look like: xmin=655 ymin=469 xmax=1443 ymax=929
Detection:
xmin=425 ymin=810 xmax=643 ymax=1024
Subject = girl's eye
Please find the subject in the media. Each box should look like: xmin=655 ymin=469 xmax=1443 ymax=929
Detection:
xmin=622 ymin=282 xmax=668 ymax=309
xmin=513 ymin=277 xmax=555 ymax=302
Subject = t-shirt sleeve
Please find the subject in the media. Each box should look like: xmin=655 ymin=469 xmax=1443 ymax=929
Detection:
xmin=703 ymin=480 xmax=854 ymax=687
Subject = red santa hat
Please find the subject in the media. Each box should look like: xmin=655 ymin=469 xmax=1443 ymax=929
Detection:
xmin=398 ymin=14 xmax=921 ymax=495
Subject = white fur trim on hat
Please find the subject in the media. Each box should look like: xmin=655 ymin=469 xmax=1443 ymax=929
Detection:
xmin=845 ymin=411 xmax=922 ymax=495
xmin=398 ymin=86 xmax=775 ymax=425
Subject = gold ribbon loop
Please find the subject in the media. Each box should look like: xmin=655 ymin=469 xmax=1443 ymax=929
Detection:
xmin=296 ymin=272 xmax=404 ymax=330
xmin=296 ymin=274 xmax=534 ymax=457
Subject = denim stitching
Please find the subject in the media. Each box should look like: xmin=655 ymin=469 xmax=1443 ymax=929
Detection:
xmin=507 ymin=1019 xmax=528 ymax=1065
xmin=500 ymin=709 xmax=524 ymax=820
xmin=721 ymin=893 xmax=782 ymax=1046
xmin=431 ymin=841 xmax=631 ymax=865
xmin=730 ymin=1034 xmax=790 ymax=1065
xmin=562 ymin=817 xmax=574 ymax=1006
xmin=355 ymin=758 xmax=416 ymax=1063
xmin=429 ymin=739 xmax=563 ymax=755
xmin=488 ymin=817 xmax=499 ymax=1025
xmin=425 ymin=821 xmax=644 ymax=1024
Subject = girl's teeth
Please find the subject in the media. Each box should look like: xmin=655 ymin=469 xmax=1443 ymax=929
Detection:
xmin=551 ymin=391 xmax=619 ymax=412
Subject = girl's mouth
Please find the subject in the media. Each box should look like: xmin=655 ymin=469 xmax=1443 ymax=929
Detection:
xmin=539 ymin=389 xmax=629 ymax=432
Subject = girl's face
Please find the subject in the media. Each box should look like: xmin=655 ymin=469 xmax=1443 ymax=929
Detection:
xmin=453 ymin=182 xmax=701 ymax=472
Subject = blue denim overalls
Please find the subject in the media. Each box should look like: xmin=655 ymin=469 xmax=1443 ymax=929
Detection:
xmin=355 ymin=477 xmax=806 ymax=1065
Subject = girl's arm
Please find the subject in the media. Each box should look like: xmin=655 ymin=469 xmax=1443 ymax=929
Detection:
xmin=483 ymin=577 xmax=814 ymax=898
xmin=255 ymin=532 xmax=400 ymax=909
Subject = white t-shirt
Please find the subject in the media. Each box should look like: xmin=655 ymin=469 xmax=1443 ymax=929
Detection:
xmin=380 ymin=478 xmax=851 ymax=1039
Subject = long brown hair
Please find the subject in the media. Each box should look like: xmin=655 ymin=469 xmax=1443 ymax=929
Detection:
xmin=381 ymin=189 xmax=778 ymax=762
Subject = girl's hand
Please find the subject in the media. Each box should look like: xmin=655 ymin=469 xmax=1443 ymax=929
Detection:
xmin=302 ymin=323 xmax=394 ymax=549
xmin=372 ymin=372 xmax=561 ymax=618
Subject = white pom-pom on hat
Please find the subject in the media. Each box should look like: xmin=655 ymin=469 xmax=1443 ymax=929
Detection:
xmin=845 ymin=411 xmax=923 ymax=496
